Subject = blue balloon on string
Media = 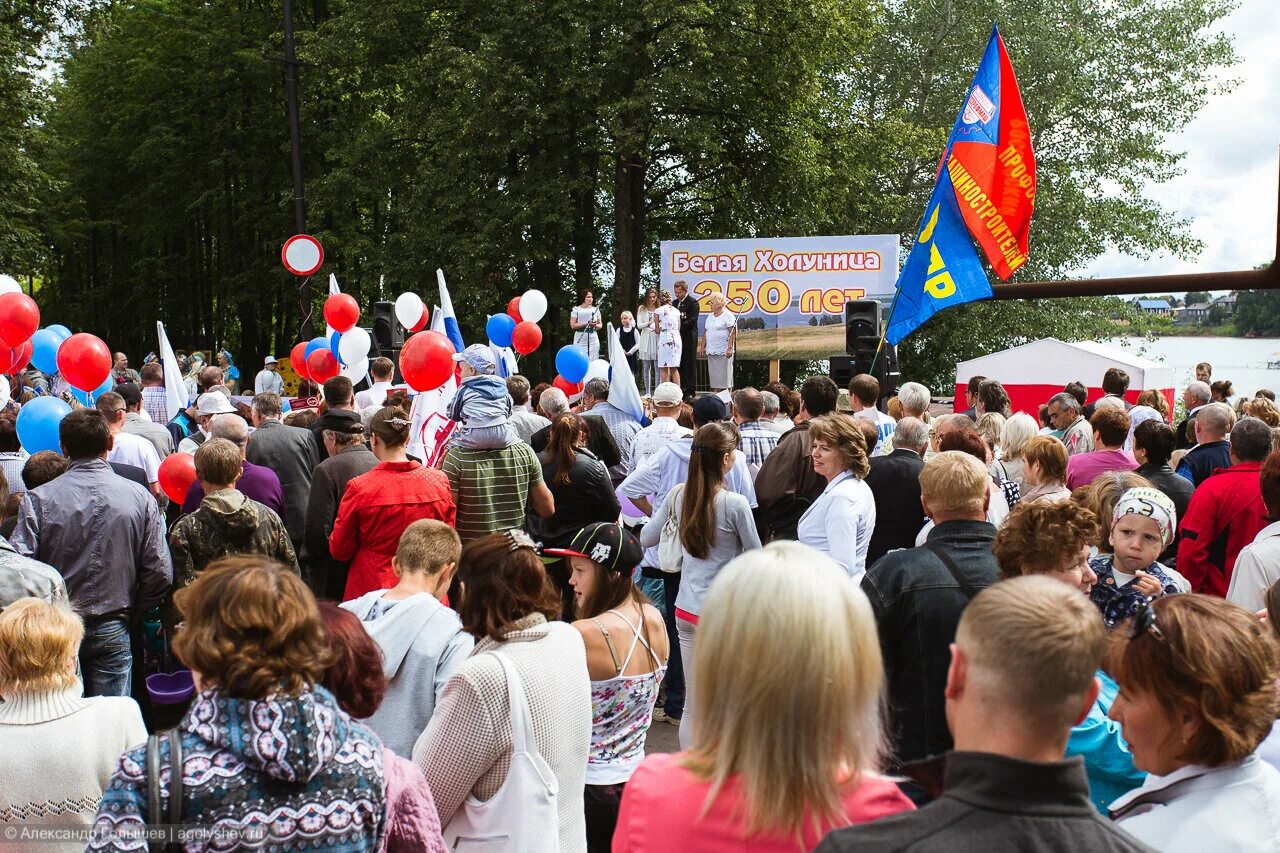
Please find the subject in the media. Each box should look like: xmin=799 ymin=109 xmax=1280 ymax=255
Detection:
xmin=69 ymin=376 xmax=113 ymax=407
xmin=555 ymin=345 xmax=589 ymax=384
xmin=304 ymin=337 xmax=328 ymax=361
xmin=17 ymin=396 xmax=71 ymax=454
xmin=486 ymin=314 xmax=516 ymax=349
xmin=329 ymin=330 xmax=345 ymax=366
xmin=47 ymin=324 xmax=72 ymax=342
xmin=30 ymin=328 xmax=62 ymax=375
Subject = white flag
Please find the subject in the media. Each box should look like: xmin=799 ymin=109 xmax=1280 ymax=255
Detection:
xmin=157 ymin=322 xmax=186 ymax=423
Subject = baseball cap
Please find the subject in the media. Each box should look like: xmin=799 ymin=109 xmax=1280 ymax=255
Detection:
xmin=691 ymin=394 xmax=728 ymax=425
xmin=452 ymin=343 xmax=497 ymax=374
xmin=652 ymin=382 xmax=682 ymax=406
xmin=195 ymin=392 xmax=237 ymax=416
xmin=543 ymin=523 xmax=643 ymax=575
xmin=263 ymin=355 xmax=278 ymax=366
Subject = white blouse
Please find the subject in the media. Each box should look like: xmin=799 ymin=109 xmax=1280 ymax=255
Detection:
xmin=796 ymin=471 xmax=876 ymax=582
xmin=703 ymin=310 xmax=737 ymax=355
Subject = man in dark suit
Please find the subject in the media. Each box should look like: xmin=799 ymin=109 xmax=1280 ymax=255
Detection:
xmin=247 ymin=392 xmax=320 ymax=561
xmin=863 ymin=417 xmax=928 ymax=566
xmin=674 ymin=280 xmax=700 ymax=398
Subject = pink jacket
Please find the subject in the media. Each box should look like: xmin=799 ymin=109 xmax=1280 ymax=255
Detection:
xmin=380 ymin=749 xmax=448 ymax=853
xmin=613 ymin=752 xmax=914 ymax=852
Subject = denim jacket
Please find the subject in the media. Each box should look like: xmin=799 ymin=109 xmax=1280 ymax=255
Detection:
xmin=860 ymin=520 xmax=1001 ymax=764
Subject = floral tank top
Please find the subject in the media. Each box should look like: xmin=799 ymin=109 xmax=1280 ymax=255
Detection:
xmin=586 ymin=609 xmax=667 ymax=785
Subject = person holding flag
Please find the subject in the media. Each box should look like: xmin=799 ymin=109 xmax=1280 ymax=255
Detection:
xmin=884 ymin=25 xmax=1037 ymax=349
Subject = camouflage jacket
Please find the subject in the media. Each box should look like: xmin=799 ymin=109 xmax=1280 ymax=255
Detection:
xmin=168 ymin=489 xmax=299 ymax=592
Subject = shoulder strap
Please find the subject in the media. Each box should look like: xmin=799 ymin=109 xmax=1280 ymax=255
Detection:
xmin=922 ymin=541 xmax=983 ymax=600
xmin=167 ymin=728 xmax=183 ymax=831
xmin=146 ymin=729 xmax=184 ymax=853
xmin=146 ymin=735 xmax=162 ymax=847
xmin=589 ymin=616 xmax=623 ymax=675
xmin=492 ymin=652 xmax=536 ymax=755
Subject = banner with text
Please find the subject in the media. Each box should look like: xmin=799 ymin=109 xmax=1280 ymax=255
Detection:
xmin=659 ymin=235 xmax=899 ymax=360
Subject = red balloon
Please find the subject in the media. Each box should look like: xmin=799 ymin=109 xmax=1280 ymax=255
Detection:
xmin=56 ymin=333 xmax=111 ymax=392
xmin=307 ymin=348 xmax=340 ymax=382
xmin=410 ymin=306 xmax=430 ymax=333
xmin=399 ymin=330 xmax=455 ymax=392
xmin=158 ymin=452 xmax=197 ymax=503
xmin=2 ymin=340 xmax=32 ymax=374
xmin=323 ymin=293 xmax=361 ymax=332
xmin=506 ymin=297 xmax=523 ymax=323
xmin=511 ymin=321 xmax=542 ymax=355
xmin=290 ymin=341 xmax=311 ymax=381
xmin=0 ymin=293 xmax=40 ymax=346
xmin=553 ymin=375 xmax=583 ymax=397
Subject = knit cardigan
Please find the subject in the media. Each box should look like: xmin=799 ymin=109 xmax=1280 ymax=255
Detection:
xmin=0 ymin=686 xmax=147 ymax=853
xmin=412 ymin=614 xmax=592 ymax=853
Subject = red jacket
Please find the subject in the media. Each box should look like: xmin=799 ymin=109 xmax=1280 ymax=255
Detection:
xmin=330 ymin=461 xmax=455 ymax=600
xmin=1176 ymin=461 xmax=1267 ymax=597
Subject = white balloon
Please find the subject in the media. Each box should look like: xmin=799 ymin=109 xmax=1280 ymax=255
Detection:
xmin=0 ymin=275 xmax=20 ymax=295
xmin=341 ymin=357 xmax=369 ymax=386
xmin=520 ymin=289 xmax=547 ymax=323
xmin=395 ymin=292 xmax=425 ymax=330
xmin=339 ymin=326 xmax=372 ymax=365
xmin=585 ymin=358 xmax=610 ymax=383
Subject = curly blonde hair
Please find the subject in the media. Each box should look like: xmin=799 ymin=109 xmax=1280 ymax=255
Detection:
xmin=173 ymin=556 xmax=332 ymax=699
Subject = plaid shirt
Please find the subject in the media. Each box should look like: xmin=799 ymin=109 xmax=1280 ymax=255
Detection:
xmin=738 ymin=420 xmax=780 ymax=474
xmin=141 ymin=385 xmax=170 ymax=425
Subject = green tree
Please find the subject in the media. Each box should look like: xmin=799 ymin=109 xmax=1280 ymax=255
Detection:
xmin=1184 ymin=290 xmax=1211 ymax=306
xmin=1234 ymin=288 xmax=1280 ymax=336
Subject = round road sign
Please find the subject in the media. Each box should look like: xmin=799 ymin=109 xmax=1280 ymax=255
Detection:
xmin=282 ymin=234 xmax=324 ymax=276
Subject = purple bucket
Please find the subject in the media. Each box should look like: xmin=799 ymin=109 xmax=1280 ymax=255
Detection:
xmin=146 ymin=669 xmax=195 ymax=705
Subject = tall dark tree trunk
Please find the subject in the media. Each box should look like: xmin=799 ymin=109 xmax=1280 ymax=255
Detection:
xmin=612 ymin=149 xmax=645 ymax=302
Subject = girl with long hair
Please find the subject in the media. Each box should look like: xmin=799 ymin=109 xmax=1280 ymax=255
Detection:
xmin=544 ymin=523 xmax=668 ymax=852
xmin=640 ymin=421 xmax=760 ymax=748
xmin=635 ymin=288 xmax=660 ymax=395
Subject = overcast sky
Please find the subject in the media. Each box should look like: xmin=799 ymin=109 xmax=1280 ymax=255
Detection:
xmin=1073 ymin=0 xmax=1278 ymax=288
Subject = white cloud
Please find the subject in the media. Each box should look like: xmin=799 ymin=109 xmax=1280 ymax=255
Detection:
xmin=1075 ymin=0 xmax=1279 ymax=282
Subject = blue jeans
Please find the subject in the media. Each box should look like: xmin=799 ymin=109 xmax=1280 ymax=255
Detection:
xmin=80 ymin=616 xmax=132 ymax=697
xmin=661 ymin=573 xmax=684 ymax=717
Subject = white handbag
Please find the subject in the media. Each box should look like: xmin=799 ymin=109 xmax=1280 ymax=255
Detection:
xmin=657 ymin=484 xmax=685 ymax=573
xmin=442 ymin=652 xmax=561 ymax=852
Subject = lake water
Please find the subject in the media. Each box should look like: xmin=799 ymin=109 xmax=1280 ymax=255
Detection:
xmin=1106 ymin=336 xmax=1280 ymax=397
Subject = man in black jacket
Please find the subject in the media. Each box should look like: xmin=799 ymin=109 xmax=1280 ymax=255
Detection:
xmin=863 ymin=417 xmax=927 ymax=566
xmin=1133 ymin=419 xmax=1194 ymax=565
xmin=860 ymin=451 xmax=1000 ymax=772
xmin=818 ymin=577 xmax=1154 ymax=853
xmin=304 ymin=411 xmax=377 ymax=598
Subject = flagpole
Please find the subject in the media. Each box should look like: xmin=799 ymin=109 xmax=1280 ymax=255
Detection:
xmin=869 ymin=273 xmax=906 ymax=376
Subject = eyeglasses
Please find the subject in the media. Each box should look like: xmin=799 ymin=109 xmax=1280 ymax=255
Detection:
xmin=1128 ymin=596 xmax=1165 ymax=641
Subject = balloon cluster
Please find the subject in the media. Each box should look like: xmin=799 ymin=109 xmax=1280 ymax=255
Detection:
xmin=0 ymin=276 xmax=40 ymax=378
xmin=488 ymin=290 xmax=546 ymax=356
xmin=552 ymin=343 xmax=607 ymax=398
xmin=291 ymin=293 xmax=376 ymax=388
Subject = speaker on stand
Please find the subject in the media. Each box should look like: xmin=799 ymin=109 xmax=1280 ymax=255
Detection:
xmin=371 ymin=301 xmax=405 ymax=383
xmin=843 ymin=299 xmax=900 ymax=406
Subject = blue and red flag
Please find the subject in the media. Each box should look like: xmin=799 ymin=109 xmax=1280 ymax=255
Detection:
xmin=886 ymin=24 xmax=1036 ymax=346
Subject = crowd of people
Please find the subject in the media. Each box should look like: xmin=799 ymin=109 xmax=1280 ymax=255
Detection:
xmin=0 ymin=339 xmax=1279 ymax=853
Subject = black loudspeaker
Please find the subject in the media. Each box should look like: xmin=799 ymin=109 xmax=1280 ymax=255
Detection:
xmin=371 ymin=301 xmax=406 ymax=351
xmin=830 ymin=356 xmax=856 ymax=389
xmin=844 ymin=299 xmax=900 ymax=400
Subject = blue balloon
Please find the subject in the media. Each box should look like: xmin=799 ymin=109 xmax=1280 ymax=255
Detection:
xmin=30 ymin=328 xmax=61 ymax=375
xmin=486 ymin=314 xmax=517 ymax=349
xmin=329 ymin=330 xmax=345 ymax=366
xmin=555 ymin=345 xmax=589 ymax=384
xmin=304 ymin=336 xmax=328 ymax=361
xmin=17 ymin=396 xmax=71 ymax=454
xmin=47 ymin=324 xmax=72 ymax=342
xmin=69 ymin=376 xmax=114 ymax=407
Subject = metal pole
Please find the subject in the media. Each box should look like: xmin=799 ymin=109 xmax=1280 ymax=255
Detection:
xmin=283 ymin=0 xmax=312 ymax=338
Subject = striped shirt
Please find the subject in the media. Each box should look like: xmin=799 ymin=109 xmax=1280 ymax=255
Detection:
xmin=441 ymin=442 xmax=545 ymax=543
xmin=737 ymin=420 xmax=780 ymax=476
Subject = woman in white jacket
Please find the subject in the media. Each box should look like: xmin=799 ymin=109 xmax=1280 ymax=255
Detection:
xmin=796 ymin=414 xmax=876 ymax=582
xmin=1107 ymin=594 xmax=1280 ymax=852
xmin=0 ymin=598 xmax=147 ymax=852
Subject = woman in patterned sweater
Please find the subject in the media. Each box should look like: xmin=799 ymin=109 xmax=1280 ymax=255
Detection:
xmin=88 ymin=557 xmax=388 ymax=852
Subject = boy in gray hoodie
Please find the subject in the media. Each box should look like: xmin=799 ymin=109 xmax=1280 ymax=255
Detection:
xmin=341 ymin=519 xmax=474 ymax=757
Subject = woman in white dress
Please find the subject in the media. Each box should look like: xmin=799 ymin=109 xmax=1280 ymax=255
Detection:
xmin=653 ymin=290 xmax=683 ymax=388
xmin=571 ymin=290 xmax=602 ymax=361
xmin=699 ymin=293 xmax=737 ymax=392
xmin=635 ymin=288 xmax=660 ymax=396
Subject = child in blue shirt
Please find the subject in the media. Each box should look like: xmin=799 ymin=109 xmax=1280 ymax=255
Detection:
xmin=447 ymin=344 xmax=520 ymax=450
xmin=1089 ymin=486 xmax=1185 ymax=629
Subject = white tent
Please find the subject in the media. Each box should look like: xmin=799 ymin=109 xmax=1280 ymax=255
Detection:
xmin=953 ymin=338 xmax=1176 ymax=416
